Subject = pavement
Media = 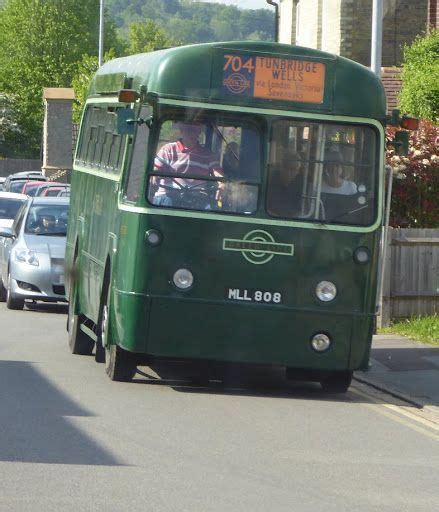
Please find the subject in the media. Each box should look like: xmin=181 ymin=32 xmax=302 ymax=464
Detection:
xmin=355 ymin=334 xmax=439 ymax=411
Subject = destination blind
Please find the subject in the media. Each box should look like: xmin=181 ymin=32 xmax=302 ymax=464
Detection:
xmin=222 ymin=53 xmax=325 ymax=104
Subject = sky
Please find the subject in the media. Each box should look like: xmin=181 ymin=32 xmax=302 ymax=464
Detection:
xmin=201 ymin=0 xmax=271 ymax=10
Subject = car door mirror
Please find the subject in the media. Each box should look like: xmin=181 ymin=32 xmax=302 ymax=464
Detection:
xmin=0 ymin=227 xmax=15 ymax=239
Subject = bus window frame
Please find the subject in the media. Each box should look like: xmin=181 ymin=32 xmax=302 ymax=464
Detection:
xmin=144 ymin=108 xmax=265 ymax=216
xmin=264 ymin=116 xmax=381 ymax=228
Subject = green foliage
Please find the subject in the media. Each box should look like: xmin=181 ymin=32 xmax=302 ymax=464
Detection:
xmin=386 ymin=121 xmax=439 ymax=228
xmin=0 ymin=93 xmax=26 ymax=158
xmin=398 ymin=30 xmax=439 ymax=122
xmin=71 ymin=49 xmax=118 ymax=125
xmin=128 ymin=20 xmax=176 ymax=54
xmin=0 ymin=0 xmax=123 ymax=157
xmin=380 ymin=315 xmax=439 ymax=346
xmin=106 ymin=0 xmax=274 ymax=45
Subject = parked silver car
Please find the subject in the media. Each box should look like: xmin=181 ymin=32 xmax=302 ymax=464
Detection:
xmin=0 ymin=197 xmax=69 ymax=309
xmin=0 ymin=191 xmax=28 ymax=228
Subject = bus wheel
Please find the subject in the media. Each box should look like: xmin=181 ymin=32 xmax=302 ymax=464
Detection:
xmin=320 ymin=371 xmax=353 ymax=393
xmin=0 ymin=277 xmax=7 ymax=302
xmin=105 ymin=344 xmax=137 ymax=382
xmin=100 ymin=283 xmax=137 ymax=381
xmin=68 ymin=277 xmax=94 ymax=355
xmin=6 ymin=272 xmax=24 ymax=310
xmin=95 ymin=287 xmax=109 ymax=364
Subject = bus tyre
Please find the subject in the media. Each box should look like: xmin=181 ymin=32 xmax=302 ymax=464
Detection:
xmin=0 ymin=277 xmax=7 ymax=302
xmin=6 ymin=272 xmax=24 ymax=310
xmin=320 ymin=371 xmax=353 ymax=393
xmin=68 ymin=279 xmax=94 ymax=355
xmin=96 ymin=278 xmax=111 ymax=364
xmin=105 ymin=344 xmax=137 ymax=382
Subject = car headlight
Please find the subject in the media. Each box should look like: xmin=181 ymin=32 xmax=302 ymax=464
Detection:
xmin=316 ymin=281 xmax=337 ymax=302
xmin=173 ymin=268 xmax=193 ymax=290
xmin=15 ymin=248 xmax=39 ymax=266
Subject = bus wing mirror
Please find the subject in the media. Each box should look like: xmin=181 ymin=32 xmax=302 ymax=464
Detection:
xmin=117 ymin=110 xmax=153 ymax=135
xmin=391 ymin=131 xmax=409 ymax=156
xmin=117 ymin=108 xmax=135 ymax=135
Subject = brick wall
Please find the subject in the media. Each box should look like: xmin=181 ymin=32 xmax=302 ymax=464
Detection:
xmin=295 ymin=0 xmax=321 ymax=48
xmin=290 ymin=0 xmax=430 ymax=66
xmin=428 ymin=0 xmax=438 ymax=29
xmin=279 ymin=0 xmax=295 ymax=44
xmin=381 ymin=66 xmax=402 ymax=112
xmin=321 ymin=0 xmax=343 ymax=55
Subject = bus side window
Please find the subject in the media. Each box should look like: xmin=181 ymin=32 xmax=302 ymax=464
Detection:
xmin=124 ymin=106 xmax=152 ymax=202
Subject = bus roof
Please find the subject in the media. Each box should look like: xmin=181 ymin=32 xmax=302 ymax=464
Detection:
xmin=89 ymin=41 xmax=386 ymax=121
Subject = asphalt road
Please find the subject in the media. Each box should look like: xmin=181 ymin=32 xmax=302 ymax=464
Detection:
xmin=0 ymin=302 xmax=438 ymax=512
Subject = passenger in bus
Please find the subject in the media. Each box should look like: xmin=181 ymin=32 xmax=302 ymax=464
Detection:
xmin=321 ymin=151 xmax=357 ymax=195
xmin=151 ymin=122 xmax=223 ymax=209
xmin=267 ymin=151 xmax=305 ymax=218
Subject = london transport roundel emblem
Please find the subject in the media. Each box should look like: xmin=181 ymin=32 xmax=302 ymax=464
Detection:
xmin=222 ymin=230 xmax=295 ymax=265
xmin=223 ymin=73 xmax=251 ymax=94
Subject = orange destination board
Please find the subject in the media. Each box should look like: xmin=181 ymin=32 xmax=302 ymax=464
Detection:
xmin=222 ymin=54 xmax=326 ymax=104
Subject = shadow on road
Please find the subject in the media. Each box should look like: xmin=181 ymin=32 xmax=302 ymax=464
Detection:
xmin=133 ymin=360 xmax=355 ymax=404
xmin=24 ymin=302 xmax=68 ymax=315
xmin=0 ymin=361 xmax=121 ymax=465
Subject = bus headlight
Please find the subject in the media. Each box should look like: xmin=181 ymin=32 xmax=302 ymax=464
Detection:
xmin=173 ymin=268 xmax=193 ymax=290
xmin=316 ymin=281 xmax=337 ymax=302
xmin=311 ymin=333 xmax=331 ymax=352
xmin=353 ymin=247 xmax=370 ymax=264
xmin=145 ymin=229 xmax=162 ymax=246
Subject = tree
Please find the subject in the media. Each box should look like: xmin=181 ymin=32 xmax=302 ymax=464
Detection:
xmin=0 ymin=0 xmax=123 ymax=156
xmin=398 ymin=30 xmax=439 ymax=122
xmin=0 ymin=93 xmax=25 ymax=158
xmin=128 ymin=20 xmax=176 ymax=54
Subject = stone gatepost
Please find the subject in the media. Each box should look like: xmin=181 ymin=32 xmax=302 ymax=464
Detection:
xmin=42 ymin=88 xmax=75 ymax=183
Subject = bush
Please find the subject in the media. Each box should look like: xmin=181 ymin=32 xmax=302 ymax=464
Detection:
xmin=398 ymin=30 xmax=439 ymax=122
xmin=386 ymin=120 xmax=439 ymax=228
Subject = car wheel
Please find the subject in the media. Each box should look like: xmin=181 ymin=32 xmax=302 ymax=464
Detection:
xmin=6 ymin=272 xmax=24 ymax=310
xmin=0 ymin=277 xmax=6 ymax=302
xmin=320 ymin=371 xmax=353 ymax=393
xmin=67 ymin=272 xmax=94 ymax=355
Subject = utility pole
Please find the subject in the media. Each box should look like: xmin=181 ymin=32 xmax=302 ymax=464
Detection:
xmin=266 ymin=1 xmax=279 ymax=42
xmin=371 ymin=0 xmax=383 ymax=76
xmin=98 ymin=0 xmax=104 ymax=67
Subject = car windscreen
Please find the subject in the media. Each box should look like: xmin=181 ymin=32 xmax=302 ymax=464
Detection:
xmin=9 ymin=180 xmax=26 ymax=193
xmin=0 ymin=198 xmax=26 ymax=219
xmin=24 ymin=204 xmax=69 ymax=236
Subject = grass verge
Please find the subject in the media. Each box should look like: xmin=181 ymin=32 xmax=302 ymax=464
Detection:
xmin=379 ymin=315 xmax=439 ymax=346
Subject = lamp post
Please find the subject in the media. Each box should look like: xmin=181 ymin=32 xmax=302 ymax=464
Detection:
xmin=266 ymin=1 xmax=279 ymax=42
xmin=98 ymin=0 xmax=104 ymax=67
xmin=371 ymin=0 xmax=383 ymax=76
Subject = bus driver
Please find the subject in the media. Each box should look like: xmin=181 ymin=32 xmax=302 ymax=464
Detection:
xmin=150 ymin=121 xmax=224 ymax=209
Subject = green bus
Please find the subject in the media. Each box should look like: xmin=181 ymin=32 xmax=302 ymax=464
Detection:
xmin=66 ymin=41 xmax=394 ymax=391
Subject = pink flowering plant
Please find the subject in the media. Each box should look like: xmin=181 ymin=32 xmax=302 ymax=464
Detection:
xmin=386 ymin=120 xmax=439 ymax=227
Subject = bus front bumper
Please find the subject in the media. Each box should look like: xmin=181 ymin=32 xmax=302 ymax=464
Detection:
xmin=113 ymin=292 xmax=373 ymax=371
